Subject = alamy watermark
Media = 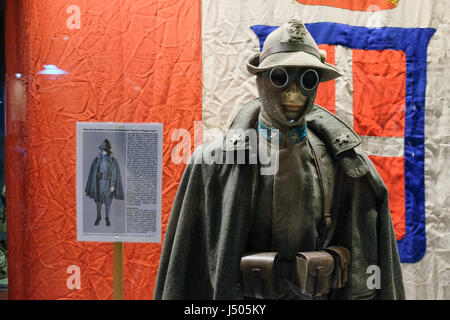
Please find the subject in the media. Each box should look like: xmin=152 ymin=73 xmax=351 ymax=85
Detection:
xmin=66 ymin=5 xmax=81 ymax=30
xmin=66 ymin=265 xmax=81 ymax=290
xmin=366 ymin=265 xmax=381 ymax=290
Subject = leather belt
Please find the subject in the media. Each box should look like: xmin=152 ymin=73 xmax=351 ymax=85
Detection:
xmin=279 ymin=260 xmax=294 ymax=278
xmin=97 ymin=172 xmax=110 ymax=180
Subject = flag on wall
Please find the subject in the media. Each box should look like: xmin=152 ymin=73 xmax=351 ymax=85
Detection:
xmin=202 ymin=0 xmax=450 ymax=299
xmin=5 ymin=0 xmax=450 ymax=300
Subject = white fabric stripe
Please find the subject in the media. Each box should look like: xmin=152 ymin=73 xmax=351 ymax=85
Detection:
xmin=201 ymin=0 xmax=450 ymax=300
xmin=334 ymin=46 xmax=405 ymax=158
xmin=334 ymin=45 xmax=354 ymax=129
xmin=359 ymin=135 xmax=405 ymax=158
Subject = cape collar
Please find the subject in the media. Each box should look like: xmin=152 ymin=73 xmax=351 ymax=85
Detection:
xmin=223 ymin=98 xmax=361 ymax=156
xmin=98 ymin=152 xmax=112 ymax=159
xmin=222 ymin=98 xmax=369 ymax=177
xmin=257 ymin=117 xmax=308 ymax=146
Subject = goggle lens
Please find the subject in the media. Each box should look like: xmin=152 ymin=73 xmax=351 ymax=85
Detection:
xmin=301 ymin=69 xmax=319 ymax=90
xmin=269 ymin=67 xmax=289 ymax=88
xmin=263 ymin=67 xmax=320 ymax=96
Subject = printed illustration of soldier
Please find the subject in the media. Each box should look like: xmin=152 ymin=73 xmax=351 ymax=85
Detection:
xmin=85 ymin=139 xmax=124 ymax=227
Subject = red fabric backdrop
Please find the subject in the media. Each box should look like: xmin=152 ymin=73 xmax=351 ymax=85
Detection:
xmin=5 ymin=0 xmax=201 ymax=299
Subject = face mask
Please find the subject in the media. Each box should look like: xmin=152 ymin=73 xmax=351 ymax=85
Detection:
xmin=256 ymin=67 xmax=319 ymax=127
xmin=278 ymin=82 xmax=308 ymax=121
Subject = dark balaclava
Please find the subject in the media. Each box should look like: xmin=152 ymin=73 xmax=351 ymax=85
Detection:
xmin=256 ymin=74 xmax=317 ymax=130
xmin=99 ymin=139 xmax=111 ymax=153
xmin=247 ymin=18 xmax=342 ymax=132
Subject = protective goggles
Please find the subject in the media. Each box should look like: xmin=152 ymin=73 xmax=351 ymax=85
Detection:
xmin=261 ymin=67 xmax=321 ymax=96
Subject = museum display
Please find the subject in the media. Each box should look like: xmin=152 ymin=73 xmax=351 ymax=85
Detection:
xmin=154 ymin=19 xmax=405 ymax=300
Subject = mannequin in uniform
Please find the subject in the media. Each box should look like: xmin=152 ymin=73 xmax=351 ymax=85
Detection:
xmin=85 ymin=139 xmax=124 ymax=227
xmin=154 ymin=19 xmax=405 ymax=300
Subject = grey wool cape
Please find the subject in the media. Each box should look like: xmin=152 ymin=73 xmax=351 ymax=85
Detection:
xmin=154 ymin=99 xmax=405 ymax=300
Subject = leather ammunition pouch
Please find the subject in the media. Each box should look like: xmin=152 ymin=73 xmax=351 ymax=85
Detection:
xmin=240 ymin=252 xmax=281 ymax=299
xmin=295 ymin=250 xmax=334 ymax=297
xmin=324 ymin=246 xmax=351 ymax=289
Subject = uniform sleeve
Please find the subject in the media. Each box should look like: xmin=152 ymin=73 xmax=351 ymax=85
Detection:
xmin=110 ymin=159 xmax=117 ymax=186
xmin=110 ymin=158 xmax=124 ymax=200
xmin=365 ymin=158 xmax=406 ymax=300
xmin=347 ymin=154 xmax=406 ymax=300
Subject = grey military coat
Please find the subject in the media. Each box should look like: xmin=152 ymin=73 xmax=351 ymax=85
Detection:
xmin=154 ymin=99 xmax=405 ymax=300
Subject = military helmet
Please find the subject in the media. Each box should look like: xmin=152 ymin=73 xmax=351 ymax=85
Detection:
xmin=99 ymin=139 xmax=111 ymax=151
xmin=247 ymin=18 xmax=342 ymax=82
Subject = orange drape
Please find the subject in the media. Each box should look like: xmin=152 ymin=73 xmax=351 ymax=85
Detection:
xmin=5 ymin=0 xmax=201 ymax=299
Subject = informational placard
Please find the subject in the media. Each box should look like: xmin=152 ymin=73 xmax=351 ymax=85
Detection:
xmin=76 ymin=122 xmax=163 ymax=242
